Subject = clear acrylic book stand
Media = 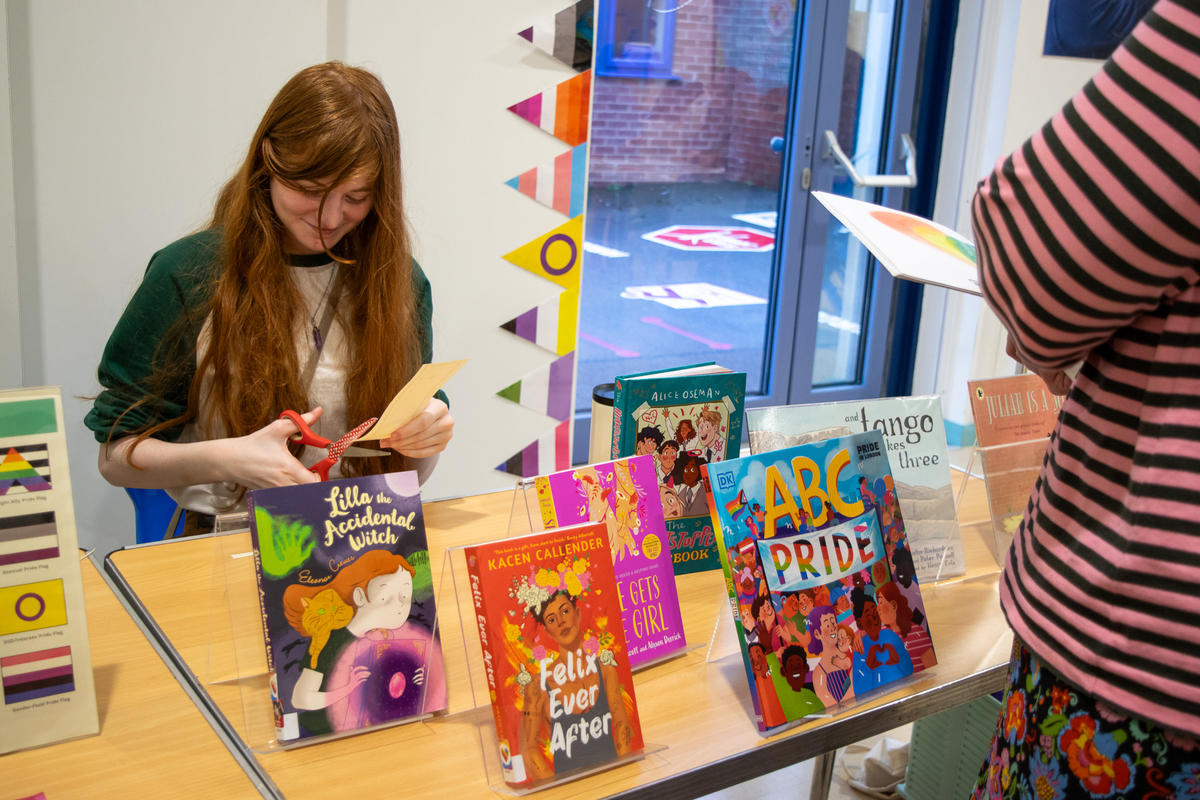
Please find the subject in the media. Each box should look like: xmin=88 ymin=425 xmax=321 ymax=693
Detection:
xmin=953 ymin=437 xmax=1049 ymax=563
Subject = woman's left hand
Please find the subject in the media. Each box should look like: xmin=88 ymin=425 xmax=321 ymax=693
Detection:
xmin=381 ymin=397 xmax=454 ymax=458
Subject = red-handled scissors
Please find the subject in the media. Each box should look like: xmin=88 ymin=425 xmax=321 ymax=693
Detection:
xmin=279 ymin=410 xmax=379 ymax=481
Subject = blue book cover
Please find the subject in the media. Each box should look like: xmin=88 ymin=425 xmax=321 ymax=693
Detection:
xmin=703 ymin=430 xmax=936 ymax=732
xmin=248 ymin=471 xmax=446 ymax=746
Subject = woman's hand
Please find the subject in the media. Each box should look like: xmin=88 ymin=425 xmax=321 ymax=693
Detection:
xmin=1006 ymin=335 xmax=1074 ymax=396
xmin=381 ymin=398 xmax=454 ymax=458
xmin=226 ymin=407 xmax=323 ymax=489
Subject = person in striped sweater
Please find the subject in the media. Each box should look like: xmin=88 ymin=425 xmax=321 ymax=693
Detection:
xmin=969 ymin=2 xmax=1200 ymax=796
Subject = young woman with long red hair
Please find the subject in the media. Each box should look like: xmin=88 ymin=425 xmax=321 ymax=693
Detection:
xmin=85 ymin=62 xmax=453 ymax=533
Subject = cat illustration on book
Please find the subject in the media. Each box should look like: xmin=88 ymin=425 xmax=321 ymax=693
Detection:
xmin=280 ymin=549 xmax=445 ymax=735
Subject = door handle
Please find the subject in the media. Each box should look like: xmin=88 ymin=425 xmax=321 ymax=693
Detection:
xmin=823 ymin=130 xmax=917 ymax=188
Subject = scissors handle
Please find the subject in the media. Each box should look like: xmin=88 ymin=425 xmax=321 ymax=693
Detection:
xmin=279 ymin=410 xmax=331 ymax=449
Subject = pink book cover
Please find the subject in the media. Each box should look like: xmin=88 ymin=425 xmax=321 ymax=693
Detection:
xmin=533 ymin=455 xmax=686 ymax=668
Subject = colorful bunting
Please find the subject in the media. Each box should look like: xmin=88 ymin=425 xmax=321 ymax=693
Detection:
xmin=496 ymin=352 xmax=575 ymax=421
xmin=496 ymin=420 xmax=572 ymax=478
xmin=502 ymin=215 xmax=583 ymax=355
xmin=505 ymin=144 xmax=587 ymax=218
xmin=500 ymin=296 xmax=570 ymax=355
xmin=516 ymin=0 xmax=595 ymax=72
xmin=507 ymin=71 xmax=591 ymax=147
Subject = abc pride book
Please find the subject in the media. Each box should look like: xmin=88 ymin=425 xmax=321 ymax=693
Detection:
xmin=610 ymin=362 xmax=747 ymax=574
xmin=703 ymin=429 xmax=937 ymax=732
xmin=248 ymin=471 xmax=447 ymax=746
xmin=533 ymin=454 xmax=687 ymax=669
xmin=465 ymin=522 xmax=644 ymax=788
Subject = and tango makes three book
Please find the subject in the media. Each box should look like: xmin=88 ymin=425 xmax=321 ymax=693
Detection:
xmin=465 ymin=522 xmax=645 ymax=788
xmin=248 ymin=471 xmax=447 ymax=746
xmin=704 ymin=429 xmax=937 ymax=732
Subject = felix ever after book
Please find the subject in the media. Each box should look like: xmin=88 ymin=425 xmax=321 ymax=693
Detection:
xmin=533 ymin=454 xmax=686 ymax=668
xmin=704 ymin=430 xmax=936 ymax=732
xmin=249 ymin=471 xmax=447 ymax=746
xmin=465 ymin=522 xmax=645 ymax=788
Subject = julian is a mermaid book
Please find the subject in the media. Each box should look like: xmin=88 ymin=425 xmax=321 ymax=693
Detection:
xmin=248 ymin=471 xmax=446 ymax=746
xmin=465 ymin=522 xmax=644 ymax=787
xmin=703 ymin=430 xmax=936 ymax=733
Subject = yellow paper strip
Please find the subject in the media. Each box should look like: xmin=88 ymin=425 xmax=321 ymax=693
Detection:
xmin=357 ymin=359 xmax=468 ymax=441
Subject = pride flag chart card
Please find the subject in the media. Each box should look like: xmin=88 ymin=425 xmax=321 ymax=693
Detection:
xmin=0 ymin=387 xmax=98 ymax=753
xmin=813 ymin=191 xmax=980 ymax=296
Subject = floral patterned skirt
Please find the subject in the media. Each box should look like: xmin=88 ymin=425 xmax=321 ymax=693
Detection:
xmin=970 ymin=639 xmax=1200 ymax=799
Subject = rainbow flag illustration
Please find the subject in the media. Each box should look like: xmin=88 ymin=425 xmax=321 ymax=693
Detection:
xmin=516 ymin=0 xmax=594 ymax=72
xmin=496 ymin=420 xmax=571 ymax=478
xmin=496 ymin=352 xmax=575 ymax=421
xmin=504 ymin=144 xmax=587 ymax=218
xmin=507 ymin=71 xmax=591 ymax=147
xmin=0 ymin=511 xmax=59 ymax=566
xmin=0 ymin=445 xmax=51 ymax=494
xmin=1 ymin=646 xmax=75 ymax=704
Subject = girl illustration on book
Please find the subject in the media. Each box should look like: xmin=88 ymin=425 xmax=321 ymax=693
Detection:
xmin=281 ymin=549 xmax=445 ymax=736
xmin=876 ymin=581 xmax=935 ymax=671
xmin=576 ymin=465 xmax=640 ymax=562
xmin=515 ymin=562 xmax=637 ymax=781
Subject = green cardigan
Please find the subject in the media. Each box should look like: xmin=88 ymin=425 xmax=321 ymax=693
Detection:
xmin=85 ymin=229 xmax=441 ymax=443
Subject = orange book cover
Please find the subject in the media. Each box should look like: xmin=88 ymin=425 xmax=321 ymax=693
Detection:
xmin=968 ymin=374 xmax=1063 ymax=447
xmin=465 ymin=522 xmax=644 ymax=787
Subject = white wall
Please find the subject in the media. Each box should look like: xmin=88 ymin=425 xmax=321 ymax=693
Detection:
xmin=912 ymin=0 xmax=1106 ymax=441
xmin=3 ymin=0 xmax=576 ymax=554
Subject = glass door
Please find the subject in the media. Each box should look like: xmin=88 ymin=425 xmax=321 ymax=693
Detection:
xmin=576 ymin=0 xmax=933 ymax=456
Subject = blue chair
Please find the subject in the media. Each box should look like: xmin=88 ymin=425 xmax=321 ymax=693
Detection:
xmin=125 ymin=487 xmax=186 ymax=543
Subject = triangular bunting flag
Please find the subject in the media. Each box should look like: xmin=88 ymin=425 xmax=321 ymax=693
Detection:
xmin=502 ymin=215 xmax=583 ymax=355
xmin=516 ymin=0 xmax=594 ymax=73
xmin=500 ymin=295 xmax=570 ymax=356
xmin=496 ymin=420 xmax=572 ymax=478
xmin=504 ymin=144 xmax=587 ymax=218
xmin=496 ymin=352 xmax=576 ymax=421
xmin=507 ymin=71 xmax=591 ymax=147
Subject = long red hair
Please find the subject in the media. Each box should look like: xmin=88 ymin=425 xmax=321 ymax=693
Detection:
xmin=127 ymin=62 xmax=419 ymax=478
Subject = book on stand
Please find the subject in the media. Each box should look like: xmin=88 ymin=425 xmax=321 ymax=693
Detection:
xmin=532 ymin=454 xmax=687 ymax=668
xmin=746 ymin=396 xmax=964 ymax=582
xmin=464 ymin=522 xmax=645 ymax=788
xmin=248 ymin=471 xmax=446 ymax=746
xmin=610 ymin=362 xmax=747 ymax=573
xmin=703 ymin=429 xmax=937 ymax=733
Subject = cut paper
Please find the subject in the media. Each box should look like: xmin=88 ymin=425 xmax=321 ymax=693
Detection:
xmin=496 ymin=420 xmax=571 ymax=478
xmin=504 ymin=144 xmax=587 ymax=218
xmin=0 ymin=445 xmax=51 ymax=495
xmin=507 ymin=70 xmax=591 ymax=147
xmin=496 ymin=352 xmax=575 ymax=421
xmin=813 ymin=191 xmax=980 ymax=295
xmin=0 ymin=511 xmax=59 ymax=567
xmin=2 ymin=646 xmax=75 ymax=705
xmin=500 ymin=296 xmax=571 ymax=356
xmin=516 ymin=0 xmax=594 ymax=72
xmin=502 ymin=215 xmax=583 ymax=356
xmin=358 ymin=359 xmax=468 ymax=441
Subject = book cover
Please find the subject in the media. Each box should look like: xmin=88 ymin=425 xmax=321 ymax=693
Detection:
xmin=968 ymin=374 xmax=1063 ymax=447
xmin=813 ymin=191 xmax=980 ymax=295
xmin=610 ymin=363 xmax=747 ymax=573
xmin=746 ymin=396 xmax=965 ymax=582
xmin=465 ymin=522 xmax=644 ymax=788
xmin=0 ymin=387 xmax=99 ymax=754
xmin=704 ymin=429 xmax=937 ymax=733
xmin=533 ymin=454 xmax=687 ymax=668
xmin=248 ymin=471 xmax=446 ymax=746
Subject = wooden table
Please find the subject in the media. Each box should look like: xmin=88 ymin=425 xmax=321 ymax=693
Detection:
xmin=103 ymin=475 xmax=1010 ymax=800
xmin=3 ymin=555 xmax=263 ymax=799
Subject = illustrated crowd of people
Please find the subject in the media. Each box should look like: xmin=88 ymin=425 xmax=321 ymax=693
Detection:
xmin=634 ymin=405 xmax=728 ymax=519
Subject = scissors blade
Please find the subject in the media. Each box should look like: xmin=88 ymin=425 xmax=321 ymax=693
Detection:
xmin=339 ymin=445 xmax=381 ymax=458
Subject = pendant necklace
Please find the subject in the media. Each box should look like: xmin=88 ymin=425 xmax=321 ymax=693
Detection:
xmin=309 ymin=264 xmax=339 ymax=352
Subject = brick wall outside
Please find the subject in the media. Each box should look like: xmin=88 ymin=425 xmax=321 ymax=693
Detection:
xmin=590 ymin=0 xmax=795 ymax=189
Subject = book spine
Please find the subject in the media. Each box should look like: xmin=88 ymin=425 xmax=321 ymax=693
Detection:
xmin=610 ymin=379 xmax=625 ymax=459
xmin=246 ymin=495 xmax=283 ymax=740
xmin=465 ymin=550 xmax=511 ymax=777
xmin=534 ymin=477 xmax=559 ymax=528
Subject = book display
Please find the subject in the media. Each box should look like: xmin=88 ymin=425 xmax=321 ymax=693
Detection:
xmin=746 ymin=396 xmax=964 ymax=582
xmin=966 ymin=374 xmax=1063 ymax=555
xmin=248 ymin=471 xmax=446 ymax=746
xmin=703 ymin=430 xmax=937 ymax=733
xmin=610 ymin=363 xmax=747 ymax=573
xmin=460 ymin=522 xmax=645 ymax=790
xmin=532 ymin=454 xmax=687 ymax=668
xmin=0 ymin=387 xmax=98 ymax=754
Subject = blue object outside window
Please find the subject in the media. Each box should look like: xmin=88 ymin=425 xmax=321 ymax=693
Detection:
xmin=596 ymin=0 xmax=678 ymax=79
